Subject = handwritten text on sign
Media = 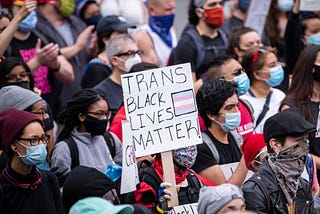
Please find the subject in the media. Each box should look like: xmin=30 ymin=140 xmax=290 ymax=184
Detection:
xmin=169 ymin=203 xmax=198 ymax=214
xmin=121 ymin=63 xmax=202 ymax=157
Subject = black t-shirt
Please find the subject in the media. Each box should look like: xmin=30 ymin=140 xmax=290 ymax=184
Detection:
xmin=192 ymin=129 xmax=242 ymax=173
xmin=171 ymin=28 xmax=226 ymax=79
xmin=81 ymin=62 xmax=112 ymax=89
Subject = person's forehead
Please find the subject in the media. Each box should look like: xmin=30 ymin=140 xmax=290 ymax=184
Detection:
xmin=222 ymin=94 xmax=238 ymax=107
xmin=222 ymin=59 xmax=242 ymax=75
xmin=240 ymin=31 xmax=260 ymax=44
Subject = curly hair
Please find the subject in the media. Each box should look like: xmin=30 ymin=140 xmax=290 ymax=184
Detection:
xmin=196 ymin=79 xmax=236 ymax=127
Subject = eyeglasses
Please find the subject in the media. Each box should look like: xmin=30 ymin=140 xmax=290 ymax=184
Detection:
xmin=86 ymin=111 xmax=111 ymax=120
xmin=5 ymin=71 xmax=29 ymax=82
xmin=253 ymin=147 xmax=267 ymax=165
xmin=114 ymin=50 xmax=144 ymax=58
xmin=31 ymin=110 xmax=48 ymax=118
xmin=232 ymin=68 xmax=245 ymax=76
xmin=17 ymin=134 xmax=50 ymax=146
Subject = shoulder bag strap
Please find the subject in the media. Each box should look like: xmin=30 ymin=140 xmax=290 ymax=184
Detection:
xmin=255 ymin=90 xmax=273 ymax=129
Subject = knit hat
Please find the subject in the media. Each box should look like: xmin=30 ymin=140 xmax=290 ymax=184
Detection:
xmin=0 ymin=108 xmax=42 ymax=151
xmin=69 ymin=197 xmax=134 ymax=214
xmin=96 ymin=15 xmax=130 ymax=38
xmin=1 ymin=0 xmax=13 ymax=7
xmin=0 ymin=85 xmax=42 ymax=112
xmin=62 ymin=166 xmax=116 ymax=212
xmin=197 ymin=184 xmax=244 ymax=214
xmin=242 ymin=134 xmax=267 ymax=169
xmin=264 ymin=109 xmax=316 ymax=143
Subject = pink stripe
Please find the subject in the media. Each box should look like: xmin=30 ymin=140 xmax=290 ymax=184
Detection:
xmin=175 ymin=103 xmax=195 ymax=111
xmin=173 ymin=94 xmax=193 ymax=102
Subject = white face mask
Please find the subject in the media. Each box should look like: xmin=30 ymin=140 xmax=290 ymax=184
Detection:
xmin=117 ymin=54 xmax=142 ymax=72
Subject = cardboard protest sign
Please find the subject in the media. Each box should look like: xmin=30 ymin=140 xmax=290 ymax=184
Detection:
xmin=169 ymin=203 xmax=198 ymax=214
xmin=121 ymin=63 xmax=202 ymax=157
xmin=120 ymin=121 xmax=139 ymax=194
xmin=220 ymin=162 xmax=254 ymax=182
xmin=244 ymin=0 xmax=272 ymax=37
xmin=300 ymin=0 xmax=320 ymax=11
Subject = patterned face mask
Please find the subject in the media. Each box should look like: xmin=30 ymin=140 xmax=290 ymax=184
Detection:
xmin=173 ymin=146 xmax=197 ymax=168
xmin=268 ymin=140 xmax=309 ymax=204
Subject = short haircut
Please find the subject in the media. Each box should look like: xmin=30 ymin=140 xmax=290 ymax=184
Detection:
xmin=207 ymin=56 xmax=234 ymax=80
xmin=106 ymin=34 xmax=136 ymax=62
xmin=197 ymin=79 xmax=236 ymax=127
xmin=129 ymin=62 xmax=159 ymax=73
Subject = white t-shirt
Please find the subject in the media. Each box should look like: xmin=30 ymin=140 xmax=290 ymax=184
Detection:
xmin=240 ymin=88 xmax=285 ymax=133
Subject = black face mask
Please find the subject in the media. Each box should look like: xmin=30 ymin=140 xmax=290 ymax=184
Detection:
xmin=7 ymin=79 xmax=30 ymax=90
xmin=83 ymin=114 xmax=108 ymax=136
xmin=84 ymin=14 xmax=102 ymax=28
xmin=313 ymin=65 xmax=320 ymax=82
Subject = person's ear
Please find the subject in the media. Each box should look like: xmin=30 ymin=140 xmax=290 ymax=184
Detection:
xmin=110 ymin=56 xmax=119 ymax=68
xmin=207 ymin=113 xmax=218 ymax=122
xmin=195 ymin=7 xmax=204 ymax=19
xmin=78 ymin=112 xmax=86 ymax=122
xmin=269 ymin=138 xmax=282 ymax=154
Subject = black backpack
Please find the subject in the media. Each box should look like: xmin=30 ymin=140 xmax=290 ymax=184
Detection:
xmin=63 ymin=131 xmax=116 ymax=170
xmin=169 ymin=26 xmax=228 ymax=72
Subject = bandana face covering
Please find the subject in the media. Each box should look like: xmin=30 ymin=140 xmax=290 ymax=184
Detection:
xmin=268 ymin=141 xmax=309 ymax=205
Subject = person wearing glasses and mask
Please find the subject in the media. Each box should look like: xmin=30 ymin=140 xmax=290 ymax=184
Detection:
xmin=194 ymin=56 xmax=254 ymax=140
xmin=0 ymin=85 xmax=52 ymax=171
xmin=0 ymin=108 xmax=63 ymax=214
xmin=240 ymin=47 xmax=285 ymax=134
xmin=51 ymin=88 xmax=122 ymax=186
xmin=94 ymin=34 xmax=143 ymax=121
xmin=243 ymin=109 xmax=315 ymax=214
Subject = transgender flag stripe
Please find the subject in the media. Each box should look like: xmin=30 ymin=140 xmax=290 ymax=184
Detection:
xmin=172 ymin=90 xmax=196 ymax=116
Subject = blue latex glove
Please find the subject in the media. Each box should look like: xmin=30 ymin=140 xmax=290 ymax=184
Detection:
xmin=105 ymin=163 xmax=122 ymax=182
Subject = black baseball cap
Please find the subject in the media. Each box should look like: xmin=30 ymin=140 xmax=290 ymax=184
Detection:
xmin=96 ymin=15 xmax=130 ymax=37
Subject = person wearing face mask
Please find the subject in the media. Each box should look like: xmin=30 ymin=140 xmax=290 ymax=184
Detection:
xmin=193 ymin=79 xmax=248 ymax=186
xmin=82 ymin=15 xmax=130 ymax=89
xmin=240 ymin=47 xmax=285 ymax=134
xmin=170 ymin=0 xmax=228 ymax=81
xmin=124 ymin=145 xmax=210 ymax=212
xmin=194 ymin=56 xmax=254 ymax=140
xmin=76 ymin=0 xmax=101 ymax=27
xmin=0 ymin=108 xmax=63 ymax=214
xmin=3 ymin=0 xmax=74 ymax=105
xmin=94 ymin=34 xmax=142 ymax=121
xmin=51 ymin=88 xmax=122 ymax=187
xmin=285 ymin=0 xmax=320 ymax=73
xmin=243 ymin=109 xmax=315 ymax=214
xmin=133 ymin=0 xmax=177 ymax=67
xmin=281 ymin=45 xmax=320 ymax=184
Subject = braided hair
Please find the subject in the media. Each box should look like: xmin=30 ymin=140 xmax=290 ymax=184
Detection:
xmin=57 ymin=88 xmax=105 ymax=142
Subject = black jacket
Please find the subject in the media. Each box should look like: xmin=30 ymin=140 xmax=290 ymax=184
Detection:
xmin=242 ymin=159 xmax=314 ymax=214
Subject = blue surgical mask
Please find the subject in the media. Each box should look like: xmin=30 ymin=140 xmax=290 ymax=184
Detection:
xmin=307 ymin=32 xmax=320 ymax=45
xmin=234 ymin=73 xmax=250 ymax=96
xmin=18 ymin=11 xmax=38 ymax=33
xmin=18 ymin=143 xmax=47 ymax=166
xmin=266 ymin=65 xmax=284 ymax=87
xmin=216 ymin=112 xmax=241 ymax=132
xmin=149 ymin=14 xmax=175 ymax=47
xmin=277 ymin=0 xmax=294 ymax=12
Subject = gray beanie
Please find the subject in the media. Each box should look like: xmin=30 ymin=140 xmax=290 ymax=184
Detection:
xmin=194 ymin=0 xmax=206 ymax=8
xmin=197 ymin=184 xmax=244 ymax=214
xmin=0 ymin=86 xmax=42 ymax=112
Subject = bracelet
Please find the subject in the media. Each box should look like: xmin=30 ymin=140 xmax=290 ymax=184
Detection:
xmin=50 ymin=63 xmax=61 ymax=72
xmin=156 ymin=204 xmax=171 ymax=214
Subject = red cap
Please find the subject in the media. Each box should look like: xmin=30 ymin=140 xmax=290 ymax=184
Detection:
xmin=1 ymin=0 xmax=13 ymax=8
xmin=0 ymin=108 xmax=42 ymax=151
xmin=242 ymin=134 xmax=267 ymax=169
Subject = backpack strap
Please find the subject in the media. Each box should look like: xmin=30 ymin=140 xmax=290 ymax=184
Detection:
xmin=255 ymin=90 xmax=273 ymax=129
xmin=248 ymin=175 xmax=271 ymax=211
xmin=229 ymin=131 xmax=243 ymax=148
xmin=185 ymin=27 xmax=205 ymax=71
xmin=239 ymin=97 xmax=255 ymax=121
xmin=63 ymin=137 xmax=79 ymax=170
xmin=217 ymin=29 xmax=228 ymax=46
xmin=201 ymin=132 xmax=220 ymax=163
xmin=103 ymin=131 xmax=116 ymax=159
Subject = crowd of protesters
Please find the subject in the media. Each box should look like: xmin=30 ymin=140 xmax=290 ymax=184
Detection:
xmin=0 ymin=0 xmax=320 ymax=213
